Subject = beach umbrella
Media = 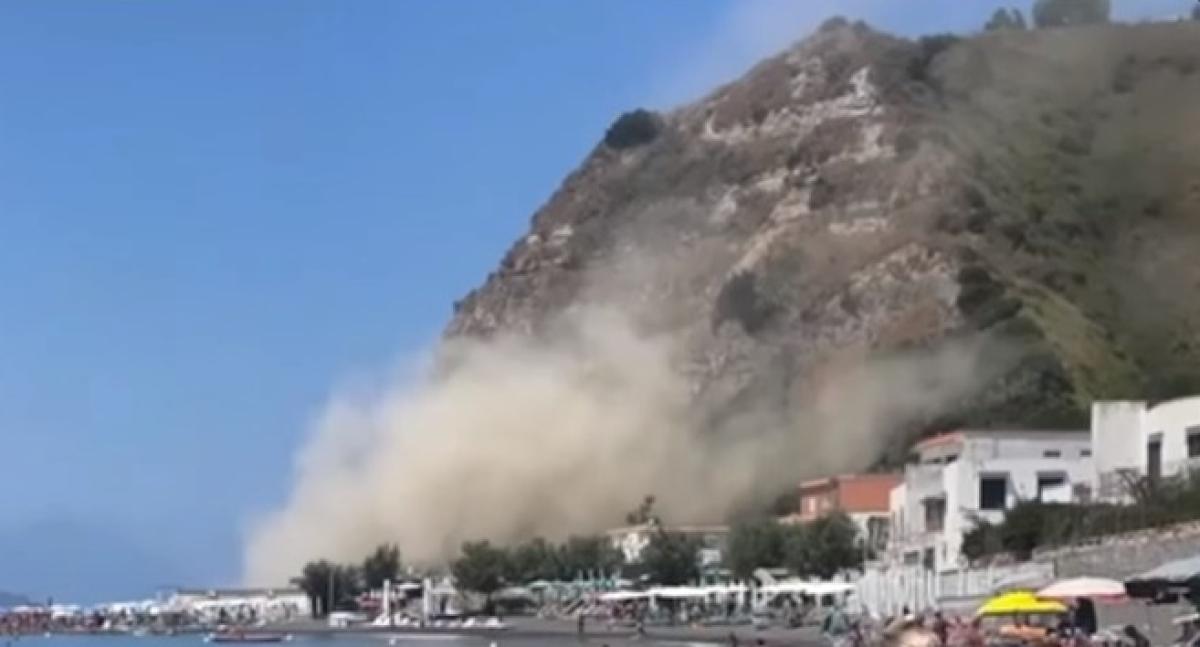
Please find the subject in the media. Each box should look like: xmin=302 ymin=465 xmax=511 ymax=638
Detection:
xmin=976 ymin=591 xmax=1067 ymax=617
xmin=1037 ymin=577 xmax=1127 ymax=601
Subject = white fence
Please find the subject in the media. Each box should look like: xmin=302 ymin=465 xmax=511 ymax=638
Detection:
xmin=855 ymin=561 xmax=1054 ymax=617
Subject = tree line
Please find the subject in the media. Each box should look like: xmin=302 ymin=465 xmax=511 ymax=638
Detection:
xmin=292 ymin=544 xmax=402 ymax=618
xmin=292 ymin=498 xmax=869 ymax=617
xmin=982 ymin=0 xmax=1111 ymax=32
xmin=725 ymin=512 xmax=865 ymax=581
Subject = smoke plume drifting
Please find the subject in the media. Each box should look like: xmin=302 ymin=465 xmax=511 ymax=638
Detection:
xmin=243 ymin=303 xmax=1004 ymax=585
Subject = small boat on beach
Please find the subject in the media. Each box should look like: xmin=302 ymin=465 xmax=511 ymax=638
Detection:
xmin=204 ymin=632 xmax=292 ymax=644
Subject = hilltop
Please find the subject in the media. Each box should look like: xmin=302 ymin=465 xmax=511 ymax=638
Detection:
xmin=446 ymin=18 xmax=1200 ymax=462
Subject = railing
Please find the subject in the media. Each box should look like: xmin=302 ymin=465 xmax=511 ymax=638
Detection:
xmin=855 ymin=561 xmax=1054 ymax=616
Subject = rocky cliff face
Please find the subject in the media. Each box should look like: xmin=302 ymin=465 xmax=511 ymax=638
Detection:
xmin=446 ymin=19 xmax=1200 ymax=459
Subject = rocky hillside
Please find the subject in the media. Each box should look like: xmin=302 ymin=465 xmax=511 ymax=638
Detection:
xmin=446 ymin=18 xmax=1200 ymax=461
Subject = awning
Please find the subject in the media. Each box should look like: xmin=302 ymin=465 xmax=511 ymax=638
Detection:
xmin=1126 ymin=554 xmax=1200 ymax=598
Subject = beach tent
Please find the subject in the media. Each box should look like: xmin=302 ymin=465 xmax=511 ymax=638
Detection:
xmin=648 ymin=586 xmax=709 ymax=599
xmin=760 ymin=580 xmax=855 ymax=596
xmin=976 ymin=591 xmax=1067 ymax=617
xmin=1037 ymin=577 xmax=1126 ymax=601
xmin=495 ymin=586 xmax=534 ymax=601
xmin=599 ymin=591 xmax=650 ymax=602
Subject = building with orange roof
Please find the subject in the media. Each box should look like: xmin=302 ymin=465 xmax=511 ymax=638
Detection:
xmin=780 ymin=473 xmax=901 ymax=552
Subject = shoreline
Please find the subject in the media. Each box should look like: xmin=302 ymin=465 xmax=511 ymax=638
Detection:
xmin=258 ymin=617 xmax=825 ymax=645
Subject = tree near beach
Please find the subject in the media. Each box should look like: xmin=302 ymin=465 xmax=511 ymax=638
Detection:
xmin=292 ymin=560 xmax=333 ymax=618
xmin=505 ymin=537 xmax=559 ymax=584
xmin=784 ymin=512 xmax=864 ymax=578
xmin=451 ymin=540 xmax=509 ymax=609
xmin=726 ymin=518 xmax=787 ymax=579
xmin=556 ymin=535 xmax=623 ymax=581
xmin=291 ymin=560 xmax=362 ymax=617
xmin=361 ymin=543 xmax=402 ymax=590
xmin=641 ymin=528 xmax=702 ymax=585
xmin=625 ymin=494 xmax=659 ymax=526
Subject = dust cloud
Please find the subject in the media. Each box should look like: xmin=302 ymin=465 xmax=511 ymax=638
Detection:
xmin=243 ymin=302 xmax=1005 ymax=585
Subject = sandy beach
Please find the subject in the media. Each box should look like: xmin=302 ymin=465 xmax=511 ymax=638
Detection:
xmin=262 ymin=616 xmax=826 ymax=646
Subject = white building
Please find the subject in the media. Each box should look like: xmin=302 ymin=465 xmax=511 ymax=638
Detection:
xmin=1091 ymin=396 xmax=1200 ymax=500
xmin=605 ymin=523 xmax=728 ymax=568
xmin=168 ymin=587 xmax=310 ymax=622
xmin=886 ymin=430 xmax=1092 ymax=574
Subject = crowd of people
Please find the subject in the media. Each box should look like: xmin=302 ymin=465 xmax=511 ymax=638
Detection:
xmin=808 ymin=598 xmax=1165 ymax=647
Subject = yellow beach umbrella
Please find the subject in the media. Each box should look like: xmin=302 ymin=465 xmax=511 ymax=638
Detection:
xmin=976 ymin=591 xmax=1068 ymax=617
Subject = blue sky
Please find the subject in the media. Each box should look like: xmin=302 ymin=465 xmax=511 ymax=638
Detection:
xmin=0 ymin=0 xmax=1185 ymax=601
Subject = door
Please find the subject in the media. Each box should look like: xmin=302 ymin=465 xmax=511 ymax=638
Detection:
xmin=1148 ymin=434 xmax=1163 ymax=484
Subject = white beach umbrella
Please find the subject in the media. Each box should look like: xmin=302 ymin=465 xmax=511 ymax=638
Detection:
xmin=1037 ymin=577 xmax=1126 ymax=600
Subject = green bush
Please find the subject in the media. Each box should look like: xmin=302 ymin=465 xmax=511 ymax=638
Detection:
xmin=908 ymin=34 xmax=961 ymax=84
xmin=985 ymin=8 xmax=1028 ymax=31
xmin=1032 ymin=0 xmax=1111 ymax=28
xmin=964 ymin=474 xmax=1200 ymax=561
xmin=713 ymin=271 xmax=778 ymax=335
xmin=604 ymin=109 xmax=662 ymax=150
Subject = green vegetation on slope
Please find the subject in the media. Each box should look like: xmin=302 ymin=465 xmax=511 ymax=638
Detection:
xmin=928 ymin=20 xmax=1200 ymax=422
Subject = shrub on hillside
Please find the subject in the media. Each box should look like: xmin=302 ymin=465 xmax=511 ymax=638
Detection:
xmin=713 ymin=271 xmax=778 ymax=335
xmin=907 ymin=34 xmax=961 ymax=84
xmin=985 ymin=8 xmax=1028 ymax=31
xmin=1032 ymin=0 xmax=1111 ymax=28
xmin=603 ymin=109 xmax=662 ymax=150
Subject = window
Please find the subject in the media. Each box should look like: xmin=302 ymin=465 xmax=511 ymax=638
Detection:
xmin=1081 ymin=449 xmax=1092 ymax=457
xmin=1188 ymin=427 xmax=1200 ymax=459
xmin=1037 ymin=473 xmax=1068 ymax=501
xmin=979 ymin=475 xmax=1008 ymax=510
xmin=924 ymin=497 xmax=946 ymax=533
xmin=1043 ymin=449 xmax=1061 ymax=458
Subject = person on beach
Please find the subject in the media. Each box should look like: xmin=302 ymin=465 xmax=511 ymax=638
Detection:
xmin=883 ymin=612 xmax=939 ymax=647
xmin=932 ymin=611 xmax=948 ymax=646
xmin=823 ymin=604 xmax=851 ymax=647
xmin=1123 ymin=624 xmax=1150 ymax=647
xmin=577 ymin=611 xmax=586 ymax=638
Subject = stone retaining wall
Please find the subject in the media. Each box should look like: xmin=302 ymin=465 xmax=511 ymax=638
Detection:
xmin=1036 ymin=521 xmax=1200 ymax=580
